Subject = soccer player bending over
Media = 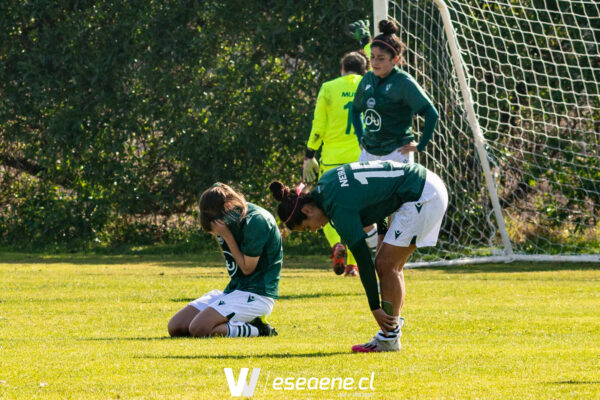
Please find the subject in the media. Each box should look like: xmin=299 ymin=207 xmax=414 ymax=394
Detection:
xmin=168 ymin=183 xmax=281 ymax=338
xmin=270 ymin=161 xmax=448 ymax=352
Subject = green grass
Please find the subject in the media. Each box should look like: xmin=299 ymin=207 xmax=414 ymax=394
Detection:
xmin=1 ymin=251 xmax=599 ymax=399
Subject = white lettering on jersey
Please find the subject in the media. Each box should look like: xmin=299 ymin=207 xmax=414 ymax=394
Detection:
xmin=349 ymin=161 xmax=386 ymax=170
xmin=336 ymin=166 xmax=349 ymax=187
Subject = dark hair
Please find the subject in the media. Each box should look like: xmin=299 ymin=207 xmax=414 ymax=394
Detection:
xmin=199 ymin=183 xmax=247 ymax=232
xmin=342 ymin=50 xmax=369 ymax=75
xmin=269 ymin=181 xmax=314 ymax=230
xmin=371 ymin=19 xmax=406 ymax=65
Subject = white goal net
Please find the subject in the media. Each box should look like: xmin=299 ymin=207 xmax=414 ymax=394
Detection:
xmin=377 ymin=0 xmax=600 ymax=265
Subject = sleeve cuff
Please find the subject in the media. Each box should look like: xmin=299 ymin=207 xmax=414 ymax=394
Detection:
xmin=305 ymin=148 xmax=316 ymax=159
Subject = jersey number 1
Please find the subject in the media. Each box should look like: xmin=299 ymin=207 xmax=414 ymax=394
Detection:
xmin=349 ymin=162 xmax=405 ymax=184
xmin=343 ymin=101 xmax=353 ymax=134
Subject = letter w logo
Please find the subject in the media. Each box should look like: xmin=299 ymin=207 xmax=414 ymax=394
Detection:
xmin=224 ymin=368 xmax=261 ymax=397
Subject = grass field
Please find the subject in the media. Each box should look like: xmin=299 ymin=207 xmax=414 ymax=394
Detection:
xmin=1 ymin=251 xmax=599 ymax=399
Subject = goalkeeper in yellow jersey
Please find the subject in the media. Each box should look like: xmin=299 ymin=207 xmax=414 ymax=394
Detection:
xmin=302 ymin=51 xmax=378 ymax=276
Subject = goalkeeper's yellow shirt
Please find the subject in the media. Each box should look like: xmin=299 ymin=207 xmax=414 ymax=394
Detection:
xmin=307 ymin=74 xmax=363 ymax=166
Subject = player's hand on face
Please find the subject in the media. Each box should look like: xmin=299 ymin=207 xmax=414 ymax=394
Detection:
xmin=371 ymin=308 xmax=397 ymax=335
xmin=398 ymin=141 xmax=418 ymax=154
xmin=210 ymin=219 xmax=230 ymax=237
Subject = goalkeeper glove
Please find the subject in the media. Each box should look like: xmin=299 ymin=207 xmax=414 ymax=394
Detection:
xmin=302 ymin=157 xmax=319 ymax=183
xmin=347 ymin=19 xmax=371 ymax=47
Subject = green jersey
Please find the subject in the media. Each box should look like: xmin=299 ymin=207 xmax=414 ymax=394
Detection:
xmin=219 ymin=203 xmax=282 ymax=299
xmin=307 ymin=74 xmax=363 ymax=166
xmin=312 ymin=161 xmax=427 ymax=247
xmin=352 ymin=67 xmax=435 ymax=155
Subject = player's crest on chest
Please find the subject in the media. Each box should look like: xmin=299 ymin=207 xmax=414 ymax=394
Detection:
xmin=364 ymin=109 xmax=382 ymax=132
xmin=367 ymin=97 xmax=376 ymax=108
xmin=223 ymin=250 xmax=239 ymax=276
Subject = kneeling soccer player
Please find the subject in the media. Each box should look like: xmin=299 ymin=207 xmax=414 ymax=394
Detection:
xmin=168 ymin=183 xmax=281 ymax=338
xmin=270 ymin=161 xmax=448 ymax=352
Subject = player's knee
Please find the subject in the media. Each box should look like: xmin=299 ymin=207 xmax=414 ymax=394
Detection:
xmin=374 ymin=257 xmax=396 ymax=277
xmin=188 ymin=321 xmax=212 ymax=338
xmin=167 ymin=317 xmax=186 ymax=337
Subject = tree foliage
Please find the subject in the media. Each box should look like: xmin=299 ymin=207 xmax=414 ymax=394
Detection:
xmin=0 ymin=0 xmax=370 ymax=248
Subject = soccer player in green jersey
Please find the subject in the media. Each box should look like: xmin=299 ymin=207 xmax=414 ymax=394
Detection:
xmin=168 ymin=183 xmax=282 ymax=338
xmin=270 ymin=161 xmax=448 ymax=352
xmin=303 ymin=51 xmax=377 ymax=277
xmin=352 ymin=20 xmax=439 ymax=164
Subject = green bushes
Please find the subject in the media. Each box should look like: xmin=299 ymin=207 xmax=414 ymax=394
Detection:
xmin=0 ymin=0 xmax=369 ymax=249
xmin=0 ymin=177 xmax=105 ymax=249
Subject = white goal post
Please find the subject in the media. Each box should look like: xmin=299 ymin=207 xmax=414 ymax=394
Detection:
xmin=372 ymin=0 xmax=600 ymax=266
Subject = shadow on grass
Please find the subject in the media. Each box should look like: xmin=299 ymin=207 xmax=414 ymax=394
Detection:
xmin=80 ymin=338 xmax=357 ymax=361
xmin=0 ymin=253 xmax=222 ymax=267
xmin=0 ymin=252 xmax=331 ymax=270
xmin=546 ymin=381 xmax=600 ymax=385
xmin=5 ymin=252 xmax=596 ymax=273
xmin=170 ymin=297 xmax=198 ymax=303
xmin=78 ymin=336 xmax=172 ymax=341
xmin=416 ymin=262 xmax=600 ymax=274
xmin=169 ymin=292 xmax=362 ymax=303
xmin=137 ymin=351 xmax=352 ymax=360
xmin=278 ymin=292 xmax=362 ymax=300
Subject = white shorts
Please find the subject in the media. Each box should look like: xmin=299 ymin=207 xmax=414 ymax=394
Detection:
xmin=358 ymin=148 xmax=414 ymax=164
xmin=383 ymin=170 xmax=448 ymax=248
xmin=188 ymin=289 xmax=275 ymax=322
